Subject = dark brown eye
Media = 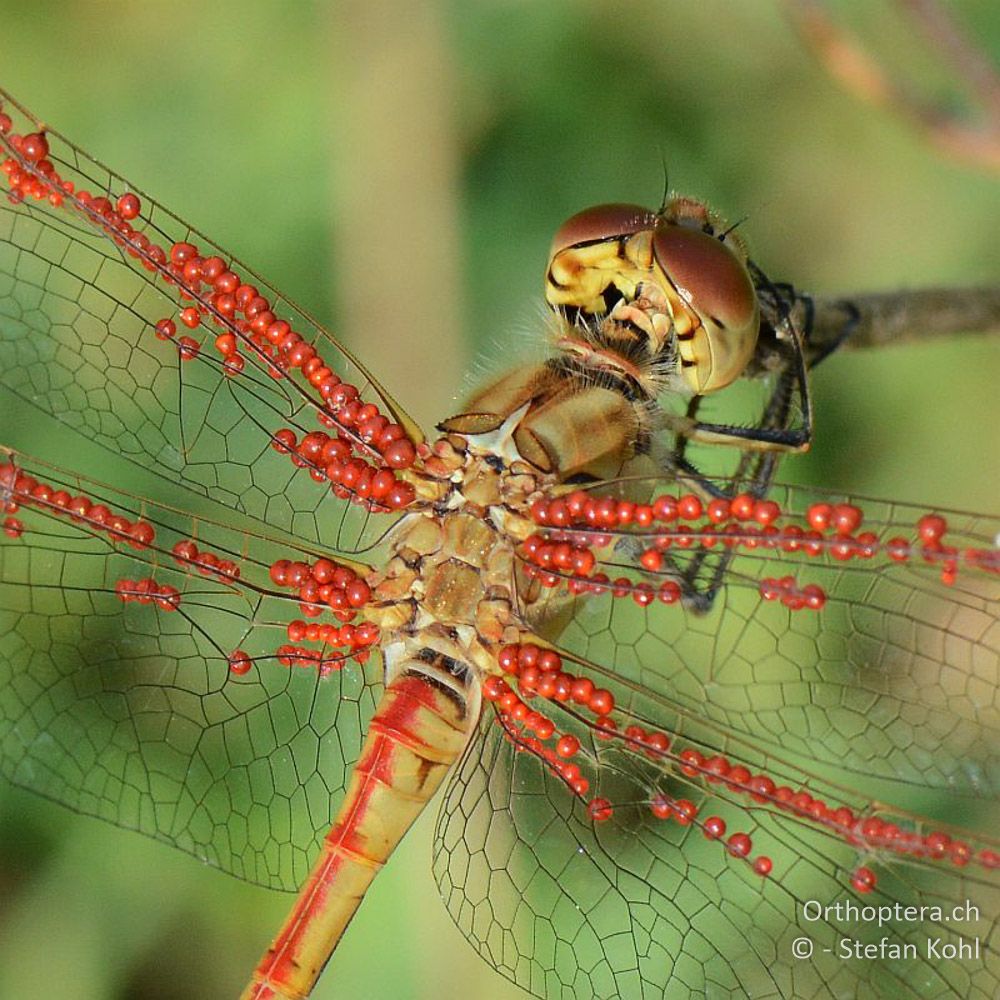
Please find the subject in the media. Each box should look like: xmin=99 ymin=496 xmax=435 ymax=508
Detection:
xmin=652 ymin=223 xmax=756 ymax=332
xmin=549 ymin=203 xmax=658 ymax=258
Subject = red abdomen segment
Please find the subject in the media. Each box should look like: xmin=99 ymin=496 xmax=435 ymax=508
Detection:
xmin=240 ymin=669 xmax=478 ymax=1000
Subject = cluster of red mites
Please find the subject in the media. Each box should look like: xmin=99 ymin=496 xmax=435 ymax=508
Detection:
xmin=526 ymin=489 xmax=988 ymax=601
xmin=529 ymin=489 xmax=777 ymax=531
xmin=757 ymin=575 xmax=827 ymax=611
xmin=226 ymin=557 xmax=381 ymax=677
xmin=520 ymin=530 xmax=685 ymax=605
xmin=281 ymin=630 xmax=376 ymax=672
xmin=153 ymin=239 xmax=417 ymax=509
xmin=486 ymin=641 xmax=1000 ymax=891
xmin=0 ymin=466 xmax=191 ymax=614
xmin=0 ymin=114 xmax=418 ymax=513
xmin=670 ymin=746 xmax=998 ymax=889
xmin=171 ymin=539 xmax=241 ymax=583
xmin=268 ymin=557 xmax=372 ymax=618
xmin=0 ymin=462 xmax=155 ymax=550
xmin=228 ymin=624 xmax=378 ymax=678
xmin=483 ymin=643 xmax=615 ymax=799
xmin=270 ymin=427 xmax=414 ymax=511
xmin=287 ymin=618 xmax=378 ymax=657
xmin=227 ymin=562 xmax=380 ymax=678
xmin=486 ymin=642 xmax=774 ymax=878
xmin=115 ymin=577 xmax=180 ymax=612
xmin=489 ymin=643 xmax=616 ymax=716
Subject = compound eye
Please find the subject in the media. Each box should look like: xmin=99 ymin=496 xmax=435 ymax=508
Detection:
xmin=549 ymin=203 xmax=658 ymax=259
xmin=652 ymin=223 xmax=757 ymax=332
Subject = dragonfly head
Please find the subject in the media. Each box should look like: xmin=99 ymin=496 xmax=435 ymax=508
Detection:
xmin=545 ymin=198 xmax=760 ymax=395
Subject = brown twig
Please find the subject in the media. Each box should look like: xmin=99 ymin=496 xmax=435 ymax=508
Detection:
xmin=807 ymin=286 xmax=1000 ymax=361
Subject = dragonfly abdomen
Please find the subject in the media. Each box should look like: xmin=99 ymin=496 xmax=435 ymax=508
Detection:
xmin=240 ymin=661 xmax=480 ymax=1000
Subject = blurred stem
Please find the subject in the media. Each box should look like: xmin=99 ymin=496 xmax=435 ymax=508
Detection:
xmin=786 ymin=0 xmax=1000 ymax=174
xmin=327 ymin=1 xmax=465 ymax=433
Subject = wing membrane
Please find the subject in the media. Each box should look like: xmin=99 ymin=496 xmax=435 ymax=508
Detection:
xmin=0 ymin=450 xmax=382 ymax=890
xmin=436 ymin=660 xmax=1000 ymax=998
xmin=0 ymin=87 xmax=418 ymax=553
xmin=520 ymin=477 xmax=999 ymax=799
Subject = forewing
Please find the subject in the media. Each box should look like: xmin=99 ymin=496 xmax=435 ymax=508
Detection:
xmin=0 ymin=87 xmax=419 ymax=554
xmin=525 ymin=479 xmax=999 ymax=799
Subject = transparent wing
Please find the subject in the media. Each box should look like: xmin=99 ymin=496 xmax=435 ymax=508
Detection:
xmin=436 ymin=703 xmax=999 ymax=999
xmin=0 ymin=87 xmax=420 ymax=554
xmin=523 ymin=478 xmax=999 ymax=799
xmin=0 ymin=451 xmax=381 ymax=890
xmin=434 ymin=476 xmax=1000 ymax=998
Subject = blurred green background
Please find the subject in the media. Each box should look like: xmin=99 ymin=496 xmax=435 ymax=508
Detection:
xmin=0 ymin=2 xmax=998 ymax=999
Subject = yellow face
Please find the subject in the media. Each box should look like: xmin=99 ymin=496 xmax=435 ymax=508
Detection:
xmin=544 ymin=198 xmax=760 ymax=394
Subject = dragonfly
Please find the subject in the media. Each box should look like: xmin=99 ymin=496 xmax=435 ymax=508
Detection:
xmin=0 ymin=86 xmax=998 ymax=1000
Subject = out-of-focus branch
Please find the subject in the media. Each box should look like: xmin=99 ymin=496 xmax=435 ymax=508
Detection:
xmin=327 ymin=1 xmax=465 ymax=433
xmin=901 ymin=0 xmax=1000 ymax=122
xmin=785 ymin=0 xmax=1000 ymax=175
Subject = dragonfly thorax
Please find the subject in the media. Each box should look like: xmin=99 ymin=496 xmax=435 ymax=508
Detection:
xmin=371 ymin=446 xmax=531 ymax=648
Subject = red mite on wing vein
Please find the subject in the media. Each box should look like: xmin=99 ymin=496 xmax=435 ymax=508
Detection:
xmin=1 ymin=92 xmax=999 ymax=1000
xmin=5 ymin=450 xmax=997 ymax=909
xmin=0 ymin=119 xmax=418 ymax=514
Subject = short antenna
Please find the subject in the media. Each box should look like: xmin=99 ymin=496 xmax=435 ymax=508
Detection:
xmin=719 ymin=214 xmax=750 ymax=241
xmin=657 ymin=148 xmax=670 ymax=214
